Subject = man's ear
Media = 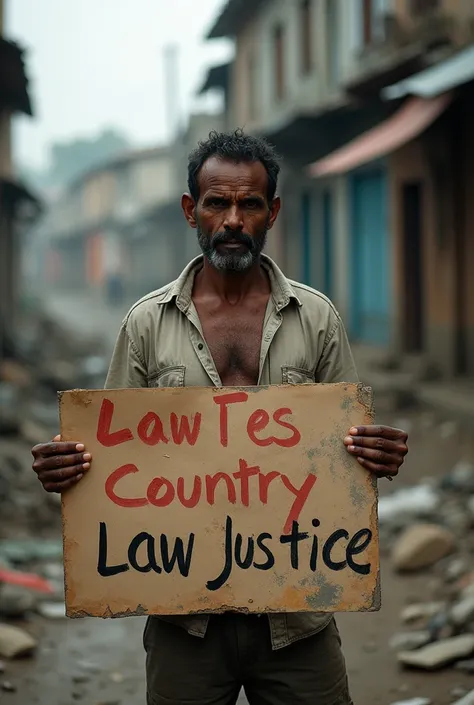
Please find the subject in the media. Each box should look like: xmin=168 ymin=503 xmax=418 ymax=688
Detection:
xmin=182 ymin=193 xmax=197 ymax=229
xmin=267 ymin=196 xmax=281 ymax=230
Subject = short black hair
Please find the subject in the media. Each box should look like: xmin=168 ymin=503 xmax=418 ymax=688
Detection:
xmin=187 ymin=128 xmax=280 ymax=203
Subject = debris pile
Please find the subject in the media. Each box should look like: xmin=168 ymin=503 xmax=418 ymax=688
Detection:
xmin=0 ymin=307 xmax=109 ymax=694
xmin=384 ymin=460 xmax=474 ymax=703
xmin=0 ymin=309 xmax=108 ymax=536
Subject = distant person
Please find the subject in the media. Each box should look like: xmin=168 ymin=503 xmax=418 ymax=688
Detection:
xmin=32 ymin=130 xmax=408 ymax=705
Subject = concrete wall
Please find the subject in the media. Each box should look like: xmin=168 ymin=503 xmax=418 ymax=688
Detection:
xmin=130 ymin=155 xmax=176 ymax=210
xmin=389 ymin=94 xmax=474 ymax=379
xmin=228 ymin=0 xmax=357 ymax=133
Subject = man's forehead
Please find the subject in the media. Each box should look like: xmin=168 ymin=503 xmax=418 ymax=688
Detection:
xmin=199 ymin=157 xmax=268 ymax=191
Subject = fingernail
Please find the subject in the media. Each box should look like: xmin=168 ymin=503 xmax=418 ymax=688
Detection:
xmin=349 ymin=445 xmax=356 ymax=452
xmin=82 ymin=462 xmax=90 ymax=470
xmin=83 ymin=453 xmax=91 ymax=461
xmin=344 ymin=436 xmax=353 ymax=444
xmin=76 ymin=444 xmax=85 ymax=451
xmin=77 ymin=473 xmax=84 ymax=480
xmin=349 ymin=427 xmax=358 ymax=435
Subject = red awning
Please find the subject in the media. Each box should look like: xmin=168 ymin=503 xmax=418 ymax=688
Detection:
xmin=308 ymin=92 xmax=452 ymax=178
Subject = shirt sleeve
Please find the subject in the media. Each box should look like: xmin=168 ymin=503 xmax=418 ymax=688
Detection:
xmin=104 ymin=321 xmax=148 ymax=390
xmin=315 ymin=314 xmax=359 ymax=384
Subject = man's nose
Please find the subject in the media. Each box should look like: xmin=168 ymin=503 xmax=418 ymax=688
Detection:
xmin=223 ymin=205 xmax=243 ymax=231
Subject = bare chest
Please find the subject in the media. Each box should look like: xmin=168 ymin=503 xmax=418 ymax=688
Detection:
xmin=195 ymin=303 xmax=267 ymax=386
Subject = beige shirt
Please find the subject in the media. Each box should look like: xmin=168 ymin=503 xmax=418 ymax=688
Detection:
xmin=105 ymin=254 xmax=359 ymax=649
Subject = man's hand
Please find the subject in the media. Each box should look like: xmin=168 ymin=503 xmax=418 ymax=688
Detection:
xmin=32 ymin=434 xmax=91 ymax=493
xmin=344 ymin=425 xmax=408 ymax=480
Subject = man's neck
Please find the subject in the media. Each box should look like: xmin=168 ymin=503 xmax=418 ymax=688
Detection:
xmin=193 ymin=257 xmax=270 ymax=304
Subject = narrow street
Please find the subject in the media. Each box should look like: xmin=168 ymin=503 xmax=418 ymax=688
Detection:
xmin=1 ymin=293 xmax=474 ymax=705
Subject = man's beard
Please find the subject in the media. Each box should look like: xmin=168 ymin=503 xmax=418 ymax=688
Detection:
xmin=197 ymin=222 xmax=268 ymax=272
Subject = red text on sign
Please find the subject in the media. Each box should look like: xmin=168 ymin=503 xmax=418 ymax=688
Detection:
xmin=104 ymin=459 xmax=316 ymax=534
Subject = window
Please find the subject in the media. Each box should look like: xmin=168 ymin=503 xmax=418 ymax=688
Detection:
xmin=300 ymin=0 xmax=313 ymax=75
xmin=248 ymin=50 xmax=257 ymax=120
xmin=410 ymin=0 xmax=440 ymax=15
xmin=273 ymin=24 xmax=285 ymax=101
xmin=360 ymin=0 xmax=390 ymax=46
xmin=363 ymin=0 xmax=373 ymax=45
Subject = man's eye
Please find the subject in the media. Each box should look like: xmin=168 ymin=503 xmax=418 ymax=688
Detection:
xmin=245 ymin=200 xmax=261 ymax=209
xmin=208 ymin=198 xmax=226 ymax=207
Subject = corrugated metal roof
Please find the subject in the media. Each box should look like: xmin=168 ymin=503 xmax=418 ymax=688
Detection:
xmin=382 ymin=45 xmax=474 ymax=100
xmin=308 ymin=93 xmax=452 ymax=178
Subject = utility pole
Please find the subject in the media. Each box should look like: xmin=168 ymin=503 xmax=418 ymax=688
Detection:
xmin=163 ymin=43 xmax=180 ymax=143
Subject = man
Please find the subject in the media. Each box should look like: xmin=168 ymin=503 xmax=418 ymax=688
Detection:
xmin=32 ymin=130 xmax=408 ymax=705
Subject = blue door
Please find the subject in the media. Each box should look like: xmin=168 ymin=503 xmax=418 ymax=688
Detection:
xmin=351 ymin=170 xmax=390 ymax=345
xmin=322 ymin=190 xmax=333 ymax=299
xmin=301 ymin=192 xmax=311 ymax=285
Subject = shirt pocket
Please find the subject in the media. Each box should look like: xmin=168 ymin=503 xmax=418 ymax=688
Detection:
xmin=281 ymin=365 xmax=315 ymax=385
xmin=147 ymin=365 xmax=185 ymax=388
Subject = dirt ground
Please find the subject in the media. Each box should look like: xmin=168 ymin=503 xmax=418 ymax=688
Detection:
xmin=3 ymin=406 xmax=473 ymax=705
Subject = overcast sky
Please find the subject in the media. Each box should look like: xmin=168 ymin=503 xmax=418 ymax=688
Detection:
xmin=6 ymin=0 xmax=232 ymax=169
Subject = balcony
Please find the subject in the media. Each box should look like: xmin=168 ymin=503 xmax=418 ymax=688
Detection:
xmin=345 ymin=9 xmax=465 ymax=99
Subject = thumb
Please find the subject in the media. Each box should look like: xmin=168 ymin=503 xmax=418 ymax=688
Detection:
xmin=52 ymin=434 xmax=61 ymax=441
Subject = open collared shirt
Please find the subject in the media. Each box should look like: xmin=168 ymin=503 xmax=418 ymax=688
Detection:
xmin=105 ymin=254 xmax=359 ymax=649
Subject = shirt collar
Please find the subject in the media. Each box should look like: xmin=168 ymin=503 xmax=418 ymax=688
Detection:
xmin=161 ymin=254 xmax=302 ymax=312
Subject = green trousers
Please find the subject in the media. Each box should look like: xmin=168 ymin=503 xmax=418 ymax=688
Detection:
xmin=144 ymin=614 xmax=353 ymax=705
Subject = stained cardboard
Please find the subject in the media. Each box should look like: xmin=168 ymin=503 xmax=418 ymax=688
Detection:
xmin=59 ymin=383 xmax=380 ymax=618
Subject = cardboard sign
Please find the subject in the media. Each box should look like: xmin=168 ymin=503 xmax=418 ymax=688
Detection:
xmin=59 ymin=383 xmax=380 ymax=618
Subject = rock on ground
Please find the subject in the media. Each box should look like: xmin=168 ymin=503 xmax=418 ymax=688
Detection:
xmin=389 ymin=631 xmax=431 ymax=651
xmin=398 ymin=635 xmax=474 ymax=670
xmin=0 ymin=624 xmax=37 ymax=659
xmin=451 ymin=691 xmax=474 ymax=705
xmin=392 ymin=524 xmax=456 ymax=572
xmin=389 ymin=699 xmax=431 ymax=705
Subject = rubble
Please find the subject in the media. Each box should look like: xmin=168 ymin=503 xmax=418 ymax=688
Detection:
xmin=0 ymin=624 xmax=37 ymax=659
xmin=456 ymin=660 xmax=474 ymax=674
xmin=389 ymin=631 xmax=431 ymax=651
xmin=400 ymin=602 xmax=446 ymax=624
xmin=398 ymin=635 xmax=474 ymax=670
xmin=392 ymin=523 xmax=455 ymax=572
xmin=389 ymin=699 xmax=431 ymax=705
xmin=38 ymin=601 xmax=66 ymax=619
xmin=1 ymin=680 xmax=16 ymax=693
xmin=451 ymin=692 xmax=474 ymax=705
xmin=386 ymin=451 xmax=474 ymax=678
xmin=450 ymin=596 xmax=474 ymax=627
xmin=0 ymin=584 xmax=37 ymax=618
xmin=378 ymin=486 xmax=440 ymax=526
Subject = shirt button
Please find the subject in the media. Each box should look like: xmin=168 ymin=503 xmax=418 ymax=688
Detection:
xmin=198 ymin=343 xmax=204 ymax=350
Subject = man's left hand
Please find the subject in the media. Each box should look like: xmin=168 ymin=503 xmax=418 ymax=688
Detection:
xmin=344 ymin=425 xmax=408 ymax=480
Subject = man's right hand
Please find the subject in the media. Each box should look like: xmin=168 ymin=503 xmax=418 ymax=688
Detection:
xmin=32 ymin=435 xmax=91 ymax=493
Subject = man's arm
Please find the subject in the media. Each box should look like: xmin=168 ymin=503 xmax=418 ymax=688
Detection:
xmin=315 ymin=315 xmax=359 ymax=384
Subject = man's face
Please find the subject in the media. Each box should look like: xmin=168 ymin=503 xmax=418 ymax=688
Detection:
xmin=182 ymin=158 xmax=280 ymax=272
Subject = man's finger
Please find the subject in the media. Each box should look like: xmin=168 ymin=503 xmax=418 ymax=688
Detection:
xmin=347 ymin=445 xmax=404 ymax=466
xmin=356 ymin=457 xmax=399 ymax=477
xmin=37 ymin=464 xmax=89 ymax=484
xmin=43 ymin=475 xmax=84 ymax=493
xmin=34 ymin=452 xmax=90 ymax=471
xmin=32 ymin=441 xmax=85 ymax=458
xmin=344 ymin=436 xmax=407 ymax=454
xmin=349 ymin=425 xmax=407 ymax=440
